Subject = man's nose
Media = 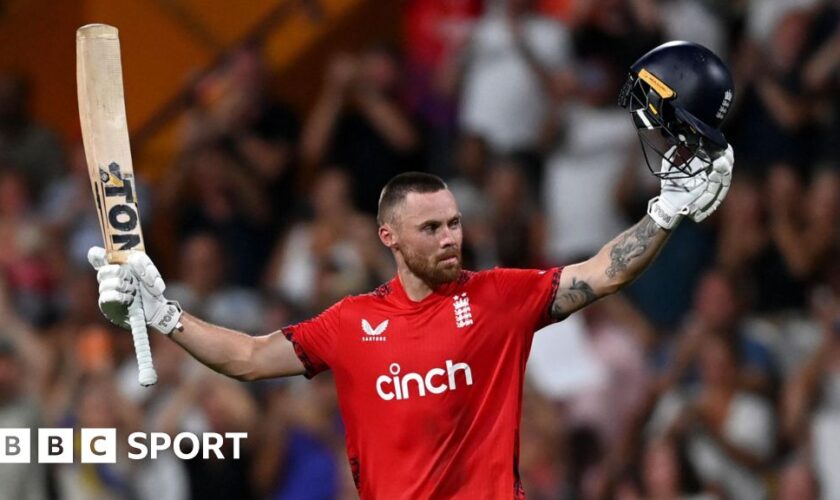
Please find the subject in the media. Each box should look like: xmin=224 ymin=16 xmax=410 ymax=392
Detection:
xmin=440 ymin=226 xmax=455 ymax=247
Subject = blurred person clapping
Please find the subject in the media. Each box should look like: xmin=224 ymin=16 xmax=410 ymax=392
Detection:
xmin=781 ymin=286 xmax=840 ymax=499
xmin=264 ymin=168 xmax=392 ymax=312
xmin=159 ymin=142 xmax=273 ymax=286
xmin=182 ymin=47 xmax=301 ymax=227
xmin=649 ymin=333 xmax=775 ymax=500
xmin=730 ymin=8 xmax=820 ymax=177
xmin=457 ymin=0 xmax=572 ymax=162
xmin=301 ymin=48 xmax=421 ymax=215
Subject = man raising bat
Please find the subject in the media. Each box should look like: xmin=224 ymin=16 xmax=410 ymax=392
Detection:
xmin=90 ymin=41 xmax=734 ymax=498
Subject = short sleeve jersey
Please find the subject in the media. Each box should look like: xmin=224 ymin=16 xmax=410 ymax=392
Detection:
xmin=282 ymin=267 xmax=562 ymax=499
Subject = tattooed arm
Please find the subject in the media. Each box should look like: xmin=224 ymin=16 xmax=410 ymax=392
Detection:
xmin=548 ymin=144 xmax=735 ymax=320
xmin=551 ymin=215 xmax=669 ymax=320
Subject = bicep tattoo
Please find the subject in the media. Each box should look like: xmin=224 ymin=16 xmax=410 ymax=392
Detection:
xmin=551 ymin=277 xmax=597 ymax=320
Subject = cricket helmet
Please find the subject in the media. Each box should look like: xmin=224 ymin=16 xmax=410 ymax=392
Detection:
xmin=618 ymin=41 xmax=734 ymax=179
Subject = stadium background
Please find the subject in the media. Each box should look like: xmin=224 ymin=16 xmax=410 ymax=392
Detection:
xmin=1 ymin=0 xmax=839 ymax=498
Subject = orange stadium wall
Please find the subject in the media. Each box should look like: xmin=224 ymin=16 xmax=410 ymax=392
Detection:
xmin=0 ymin=1 xmax=84 ymax=140
xmin=0 ymin=0 xmax=402 ymax=159
xmin=0 ymin=0 xmax=218 ymax=141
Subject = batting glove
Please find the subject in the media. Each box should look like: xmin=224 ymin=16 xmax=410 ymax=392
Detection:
xmin=647 ymin=144 xmax=734 ymax=229
xmin=689 ymin=144 xmax=734 ymax=223
xmin=88 ymin=247 xmax=183 ymax=335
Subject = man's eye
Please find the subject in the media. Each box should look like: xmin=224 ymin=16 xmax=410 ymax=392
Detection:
xmin=449 ymin=219 xmax=461 ymax=228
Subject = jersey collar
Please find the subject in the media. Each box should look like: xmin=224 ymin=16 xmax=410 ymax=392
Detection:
xmin=389 ymin=273 xmax=463 ymax=307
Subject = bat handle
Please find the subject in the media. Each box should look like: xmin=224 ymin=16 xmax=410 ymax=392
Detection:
xmin=129 ymin=296 xmax=157 ymax=386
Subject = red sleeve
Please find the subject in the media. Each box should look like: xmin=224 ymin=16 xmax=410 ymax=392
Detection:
xmin=491 ymin=267 xmax=563 ymax=331
xmin=281 ymin=300 xmax=343 ymax=379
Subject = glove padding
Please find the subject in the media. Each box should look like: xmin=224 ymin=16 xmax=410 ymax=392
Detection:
xmin=689 ymin=145 xmax=733 ymax=223
xmin=647 ymin=144 xmax=735 ymax=229
xmin=88 ymin=247 xmax=183 ymax=335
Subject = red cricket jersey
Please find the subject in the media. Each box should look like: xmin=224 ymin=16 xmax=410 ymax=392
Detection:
xmin=282 ymin=267 xmax=562 ymax=499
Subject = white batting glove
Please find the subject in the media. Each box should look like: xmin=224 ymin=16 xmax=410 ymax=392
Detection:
xmin=88 ymin=247 xmax=183 ymax=335
xmin=689 ymin=144 xmax=734 ymax=223
xmin=647 ymin=144 xmax=734 ymax=229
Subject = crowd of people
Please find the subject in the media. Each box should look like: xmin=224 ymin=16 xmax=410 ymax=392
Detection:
xmin=2 ymin=0 xmax=840 ymax=498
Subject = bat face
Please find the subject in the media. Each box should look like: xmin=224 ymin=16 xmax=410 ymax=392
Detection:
xmin=93 ymin=161 xmax=143 ymax=257
xmin=77 ymin=23 xmax=144 ymax=265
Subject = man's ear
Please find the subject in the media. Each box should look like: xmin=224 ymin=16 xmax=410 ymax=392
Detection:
xmin=379 ymin=223 xmax=398 ymax=251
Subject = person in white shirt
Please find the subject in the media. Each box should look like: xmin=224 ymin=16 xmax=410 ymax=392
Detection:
xmin=459 ymin=0 xmax=571 ymax=155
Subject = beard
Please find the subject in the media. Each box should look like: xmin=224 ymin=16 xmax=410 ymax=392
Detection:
xmin=402 ymin=246 xmax=462 ymax=287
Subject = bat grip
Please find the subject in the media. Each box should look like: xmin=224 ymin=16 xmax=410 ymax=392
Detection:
xmin=129 ymin=297 xmax=157 ymax=386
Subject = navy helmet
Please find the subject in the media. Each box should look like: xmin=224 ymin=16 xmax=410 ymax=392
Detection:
xmin=618 ymin=41 xmax=734 ymax=179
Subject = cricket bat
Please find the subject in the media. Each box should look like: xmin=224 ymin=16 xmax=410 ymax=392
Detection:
xmin=77 ymin=24 xmax=157 ymax=386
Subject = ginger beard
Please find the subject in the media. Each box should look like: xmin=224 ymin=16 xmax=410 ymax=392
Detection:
xmin=401 ymin=242 xmax=462 ymax=287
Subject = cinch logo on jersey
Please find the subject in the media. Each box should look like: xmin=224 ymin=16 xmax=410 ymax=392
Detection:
xmin=361 ymin=319 xmax=388 ymax=342
xmin=376 ymin=361 xmax=473 ymax=401
xmin=453 ymin=293 xmax=473 ymax=328
xmin=0 ymin=429 xmax=246 ymax=463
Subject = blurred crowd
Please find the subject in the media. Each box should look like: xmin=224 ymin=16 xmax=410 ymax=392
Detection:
xmin=3 ymin=0 xmax=840 ymax=498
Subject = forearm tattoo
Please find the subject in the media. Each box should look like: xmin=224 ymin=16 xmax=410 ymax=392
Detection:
xmin=606 ymin=216 xmax=661 ymax=279
xmin=551 ymin=278 xmax=597 ymax=320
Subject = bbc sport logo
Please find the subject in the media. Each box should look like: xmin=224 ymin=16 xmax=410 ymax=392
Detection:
xmin=0 ymin=428 xmax=247 ymax=463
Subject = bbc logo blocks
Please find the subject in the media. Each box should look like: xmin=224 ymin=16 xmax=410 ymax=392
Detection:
xmin=0 ymin=428 xmax=115 ymax=463
xmin=38 ymin=429 xmax=74 ymax=463
xmin=1 ymin=429 xmax=29 ymax=463
xmin=0 ymin=429 xmax=246 ymax=463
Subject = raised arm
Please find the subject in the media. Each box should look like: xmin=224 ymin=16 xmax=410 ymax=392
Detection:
xmin=551 ymin=146 xmax=735 ymax=320
xmin=300 ymin=54 xmax=357 ymax=166
xmin=170 ymin=314 xmax=305 ymax=381
xmin=551 ymin=215 xmax=667 ymax=320
xmin=89 ymin=247 xmax=305 ymax=382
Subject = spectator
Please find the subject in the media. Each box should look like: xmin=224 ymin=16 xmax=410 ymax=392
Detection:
xmin=181 ymin=47 xmax=301 ymax=227
xmin=623 ymin=437 xmax=714 ymax=500
xmin=564 ymin=296 xmax=654 ymax=445
xmin=0 ymin=339 xmax=47 ymax=500
xmin=782 ymin=289 xmax=840 ymax=498
xmin=649 ymin=334 xmax=775 ymax=500
xmin=657 ymin=0 xmax=728 ymax=57
xmin=184 ymin=374 xmax=258 ymax=499
xmin=167 ymin=233 xmax=264 ymax=333
xmin=159 ymin=142 xmax=273 ymax=287
xmin=542 ymin=54 xmax=636 ymax=264
xmin=681 ymin=270 xmax=778 ymax=396
xmin=301 ymin=47 xmax=421 ymax=215
xmin=731 ymin=8 xmax=819 ymax=177
xmin=54 ymin=376 xmax=144 ymax=499
xmin=485 ymin=159 xmax=543 ymax=268
xmin=403 ymin=0 xmax=482 ymax=176
xmin=252 ymin=377 xmax=343 ymax=500
xmin=0 ymin=73 xmax=65 ymax=202
xmin=571 ymin=0 xmax=661 ymax=74
xmin=457 ymin=0 xmax=572 ymax=166
xmin=803 ymin=1 xmax=840 ymax=169
xmin=264 ymin=168 xmax=392 ymax=312
xmin=0 ymin=170 xmax=59 ymax=326
xmin=519 ymin=386 xmax=571 ymax=499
